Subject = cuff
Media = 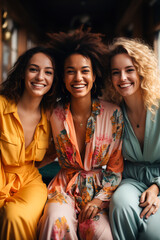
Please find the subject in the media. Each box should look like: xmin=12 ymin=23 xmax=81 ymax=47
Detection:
xmin=151 ymin=177 xmax=160 ymax=189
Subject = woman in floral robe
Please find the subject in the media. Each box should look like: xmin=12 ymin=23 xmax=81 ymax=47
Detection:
xmin=38 ymin=29 xmax=124 ymax=240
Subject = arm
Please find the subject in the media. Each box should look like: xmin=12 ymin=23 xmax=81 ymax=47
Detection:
xmin=79 ymin=151 xmax=123 ymax=223
xmin=79 ymin=107 xmax=124 ymax=222
xmin=79 ymin=168 xmax=122 ymax=223
xmin=93 ymin=107 xmax=124 ymax=203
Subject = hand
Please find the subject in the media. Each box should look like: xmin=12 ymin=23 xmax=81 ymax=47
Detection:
xmin=78 ymin=198 xmax=102 ymax=223
xmin=139 ymin=184 xmax=160 ymax=219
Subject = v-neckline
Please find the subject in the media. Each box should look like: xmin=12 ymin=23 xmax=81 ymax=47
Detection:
xmin=122 ymin=103 xmax=149 ymax=158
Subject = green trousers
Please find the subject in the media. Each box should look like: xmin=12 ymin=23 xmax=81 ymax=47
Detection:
xmin=109 ymin=161 xmax=160 ymax=240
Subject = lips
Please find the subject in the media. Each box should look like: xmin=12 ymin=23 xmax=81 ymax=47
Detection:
xmin=31 ymin=82 xmax=46 ymax=87
xmin=72 ymin=84 xmax=86 ymax=89
xmin=119 ymin=83 xmax=132 ymax=88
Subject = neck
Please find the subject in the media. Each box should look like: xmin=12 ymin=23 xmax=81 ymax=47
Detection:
xmin=124 ymin=94 xmax=146 ymax=129
xmin=124 ymin=93 xmax=145 ymax=114
xmin=18 ymin=92 xmax=42 ymax=113
xmin=70 ymin=96 xmax=92 ymax=118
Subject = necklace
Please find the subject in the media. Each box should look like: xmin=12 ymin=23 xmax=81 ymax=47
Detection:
xmin=74 ymin=120 xmax=84 ymax=127
xmin=127 ymin=107 xmax=146 ymax=129
xmin=72 ymin=113 xmax=91 ymax=127
xmin=130 ymin=118 xmax=141 ymax=128
xmin=72 ymin=115 xmax=85 ymax=127
xmin=71 ymin=105 xmax=92 ymax=128
xmin=128 ymin=115 xmax=143 ymax=128
xmin=133 ymin=121 xmax=140 ymax=128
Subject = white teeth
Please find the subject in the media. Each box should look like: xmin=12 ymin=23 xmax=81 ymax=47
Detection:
xmin=72 ymin=84 xmax=85 ymax=89
xmin=32 ymin=83 xmax=45 ymax=87
xmin=120 ymin=83 xmax=131 ymax=88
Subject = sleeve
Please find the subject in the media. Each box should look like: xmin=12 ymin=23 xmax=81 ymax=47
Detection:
xmin=0 ymin=96 xmax=6 ymax=128
xmin=95 ymin=107 xmax=124 ymax=203
xmin=151 ymin=177 xmax=160 ymax=190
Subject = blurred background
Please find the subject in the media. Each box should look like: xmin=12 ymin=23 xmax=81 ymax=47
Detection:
xmin=1 ymin=0 xmax=160 ymax=82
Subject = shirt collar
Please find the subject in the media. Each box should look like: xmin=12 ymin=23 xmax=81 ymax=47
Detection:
xmin=64 ymin=98 xmax=101 ymax=141
xmin=4 ymin=99 xmax=48 ymax=133
xmin=4 ymin=99 xmax=17 ymax=114
xmin=36 ymin=108 xmax=48 ymax=133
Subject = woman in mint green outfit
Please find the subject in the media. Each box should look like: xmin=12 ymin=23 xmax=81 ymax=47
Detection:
xmin=104 ymin=37 xmax=160 ymax=240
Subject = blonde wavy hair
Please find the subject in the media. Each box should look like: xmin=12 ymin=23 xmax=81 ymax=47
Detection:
xmin=104 ymin=37 xmax=160 ymax=114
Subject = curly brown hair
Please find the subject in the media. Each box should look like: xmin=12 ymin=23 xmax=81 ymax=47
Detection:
xmin=0 ymin=46 xmax=58 ymax=110
xmin=48 ymin=29 xmax=108 ymax=104
xmin=104 ymin=37 xmax=160 ymax=114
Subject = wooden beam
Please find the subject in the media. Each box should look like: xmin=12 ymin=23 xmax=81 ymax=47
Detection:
xmin=18 ymin=28 xmax=27 ymax=57
xmin=0 ymin=3 xmax=2 ymax=83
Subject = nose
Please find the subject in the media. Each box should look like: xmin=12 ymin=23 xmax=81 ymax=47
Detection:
xmin=120 ymin=71 xmax=127 ymax=81
xmin=75 ymin=71 xmax=83 ymax=81
xmin=36 ymin=70 xmax=44 ymax=81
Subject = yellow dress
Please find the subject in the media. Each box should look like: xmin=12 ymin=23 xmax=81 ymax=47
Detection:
xmin=0 ymin=96 xmax=50 ymax=240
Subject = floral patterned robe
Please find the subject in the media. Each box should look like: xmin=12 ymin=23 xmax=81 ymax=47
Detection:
xmin=48 ymin=99 xmax=124 ymax=210
xmin=38 ymin=99 xmax=124 ymax=240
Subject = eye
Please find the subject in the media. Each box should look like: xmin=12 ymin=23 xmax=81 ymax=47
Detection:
xmin=112 ymin=71 xmax=119 ymax=76
xmin=127 ymin=68 xmax=135 ymax=73
xmin=66 ymin=70 xmax=75 ymax=74
xmin=45 ymin=70 xmax=54 ymax=75
xmin=29 ymin=67 xmax=38 ymax=72
xmin=82 ymin=69 xmax=90 ymax=74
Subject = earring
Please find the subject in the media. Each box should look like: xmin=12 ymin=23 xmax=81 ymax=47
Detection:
xmin=92 ymin=82 xmax=97 ymax=95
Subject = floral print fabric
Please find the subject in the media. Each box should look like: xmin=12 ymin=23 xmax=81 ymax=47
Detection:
xmin=48 ymin=99 xmax=124 ymax=211
xmin=38 ymin=99 xmax=124 ymax=240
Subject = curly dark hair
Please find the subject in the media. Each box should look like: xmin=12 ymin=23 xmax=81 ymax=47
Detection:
xmin=48 ymin=29 xmax=108 ymax=104
xmin=0 ymin=46 xmax=58 ymax=110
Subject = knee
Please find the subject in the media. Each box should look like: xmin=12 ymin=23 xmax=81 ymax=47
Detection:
xmin=43 ymin=202 xmax=66 ymax=221
xmin=79 ymin=218 xmax=96 ymax=239
xmin=39 ymin=204 xmax=72 ymax=239
xmin=109 ymin=190 xmax=136 ymax=224
xmin=41 ymin=202 xmax=75 ymax=229
xmin=0 ymin=203 xmax=32 ymax=225
xmin=79 ymin=216 xmax=113 ymax=240
xmin=110 ymin=190 xmax=129 ymax=211
xmin=1 ymin=204 xmax=20 ymax=223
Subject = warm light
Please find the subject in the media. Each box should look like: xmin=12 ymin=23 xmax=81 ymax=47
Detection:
xmin=3 ymin=11 xmax=7 ymax=18
xmin=4 ymin=31 xmax=11 ymax=40
xmin=2 ymin=20 xmax=8 ymax=29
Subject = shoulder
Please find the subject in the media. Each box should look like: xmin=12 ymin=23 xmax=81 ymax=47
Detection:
xmin=97 ymin=99 xmax=123 ymax=128
xmin=0 ymin=95 xmax=10 ymax=112
xmin=100 ymin=99 xmax=122 ymax=115
xmin=0 ymin=95 xmax=8 ymax=104
xmin=50 ymin=104 xmax=65 ymax=123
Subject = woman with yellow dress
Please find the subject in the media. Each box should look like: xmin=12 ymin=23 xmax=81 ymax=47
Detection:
xmin=0 ymin=46 xmax=57 ymax=240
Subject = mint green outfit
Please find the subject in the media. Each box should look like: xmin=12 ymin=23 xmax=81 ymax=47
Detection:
xmin=109 ymin=103 xmax=160 ymax=240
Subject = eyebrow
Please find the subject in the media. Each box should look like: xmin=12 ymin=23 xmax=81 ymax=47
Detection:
xmin=65 ymin=66 xmax=90 ymax=69
xmin=111 ymin=65 xmax=134 ymax=71
xmin=29 ymin=64 xmax=54 ymax=69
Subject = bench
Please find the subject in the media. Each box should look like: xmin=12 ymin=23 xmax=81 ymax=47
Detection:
xmin=39 ymin=161 xmax=61 ymax=185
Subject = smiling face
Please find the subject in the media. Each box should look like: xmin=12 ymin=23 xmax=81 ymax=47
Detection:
xmin=111 ymin=53 xmax=141 ymax=100
xmin=24 ymin=52 xmax=54 ymax=99
xmin=64 ymin=53 xmax=95 ymax=101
